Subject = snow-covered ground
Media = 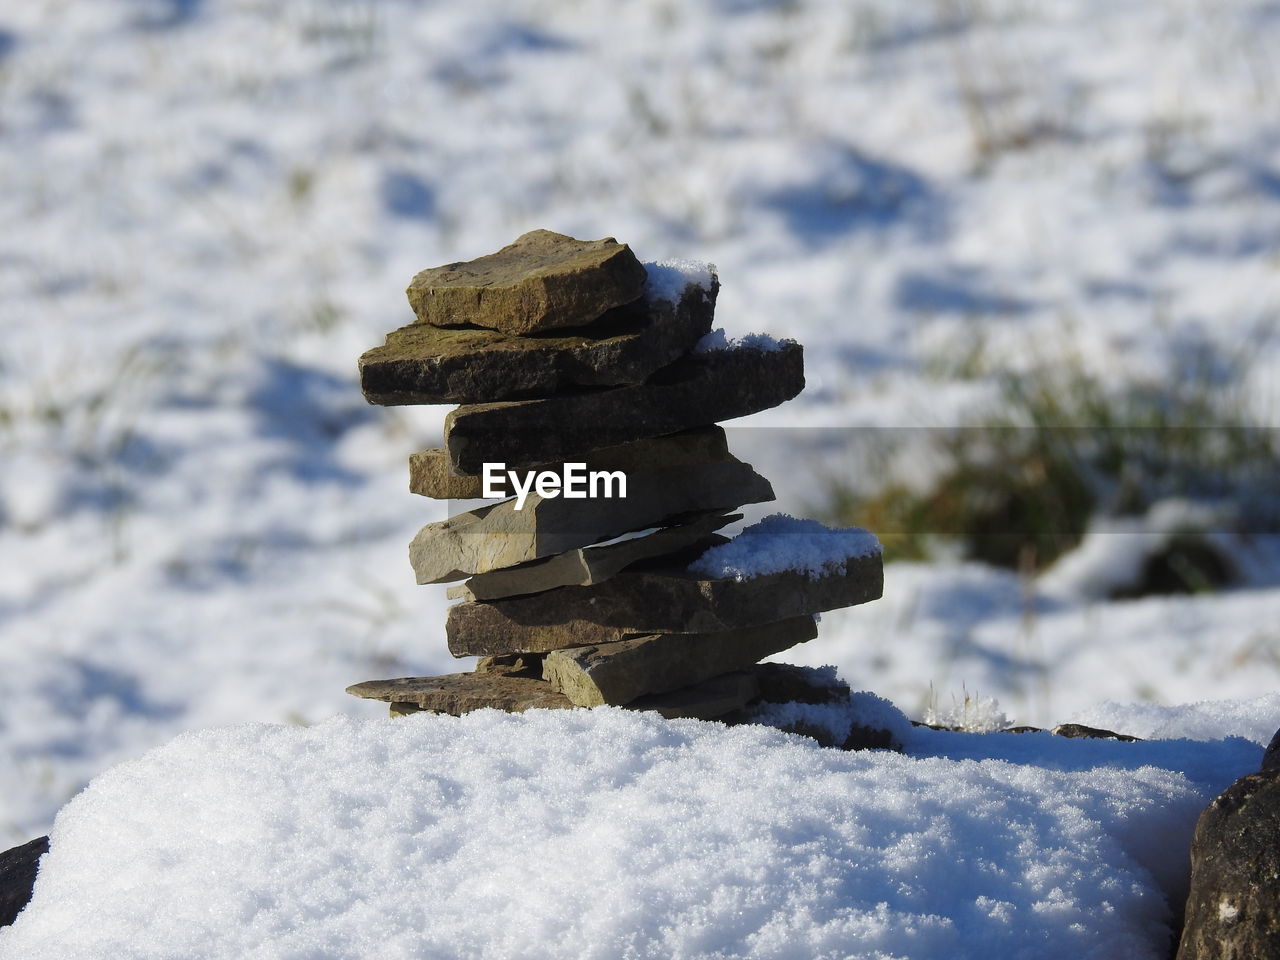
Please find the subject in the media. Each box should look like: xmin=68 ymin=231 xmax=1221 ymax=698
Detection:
xmin=0 ymin=703 xmax=1271 ymax=959
xmin=2 ymin=0 xmax=1280 ymax=932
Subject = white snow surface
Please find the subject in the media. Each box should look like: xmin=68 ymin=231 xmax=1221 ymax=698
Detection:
xmin=0 ymin=705 xmax=1263 ymax=960
xmin=643 ymin=258 xmax=717 ymax=302
xmin=690 ymin=514 xmax=882 ymax=580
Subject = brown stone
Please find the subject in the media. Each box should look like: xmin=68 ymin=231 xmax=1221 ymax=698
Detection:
xmin=409 ymin=460 xmax=772 ymax=583
xmin=446 ymin=551 xmax=883 ymax=656
xmin=625 ymin=671 xmax=759 ymax=721
xmin=362 ymin=279 xmax=716 ymax=405
xmin=346 ymin=673 xmax=573 ymax=714
xmin=447 ymin=512 xmax=738 ymax=601
xmin=406 ymin=230 xmax=647 ymax=335
xmin=444 ymin=342 xmax=804 ymax=473
xmin=409 ymin=427 xmax=731 ymax=500
xmin=474 ymin=654 xmax=544 ymax=679
xmin=543 ymin=616 xmax=818 ymax=707
xmin=1050 ymin=723 xmax=1141 ymax=742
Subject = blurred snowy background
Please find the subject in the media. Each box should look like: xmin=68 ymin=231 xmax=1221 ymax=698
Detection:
xmin=3 ymin=0 xmax=1280 ymax=840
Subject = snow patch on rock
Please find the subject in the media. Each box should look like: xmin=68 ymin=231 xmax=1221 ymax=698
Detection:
xmin=689 ymin=514 xmax=882 ymax=581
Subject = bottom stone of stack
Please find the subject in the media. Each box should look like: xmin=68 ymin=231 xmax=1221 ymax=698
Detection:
xmin=350 ymin=673 xmax=574 ymax=715
xmin=541 ymin=615 xmax=818 ymax=707
xmin=474 ymin=654 xmax=543 ymax=679
xmin=353 ymin=663 xmax=901 ymax=751
xmin=350 ymin=670 xmax=761 ymax=722
xmin=626 ymin=672 xmax=757 ymax=720
xmin=352 ymin=659 xmax=864 ymax=723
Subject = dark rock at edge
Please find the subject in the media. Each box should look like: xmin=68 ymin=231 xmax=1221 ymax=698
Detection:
xmin=0 ymin=835 xmax=47 ymax=928
xmin=1176 ymin=766 xmax=1280 ymax=960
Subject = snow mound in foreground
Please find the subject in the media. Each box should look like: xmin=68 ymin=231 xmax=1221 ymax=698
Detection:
xmin=0 ymin=707 xmax=1262 ymax=960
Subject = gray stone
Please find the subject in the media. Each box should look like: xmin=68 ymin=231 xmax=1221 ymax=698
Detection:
xmin=346 ymin=673 xmax=574 ymax=714
xmin=409 ymin=426 xmax=731 ymax=500
xmin=447 ymin=512 xmax=739 ymax=601
xmin=361 ymin=279 xmax=716 ymax=405
xmin=543 ymin=616 xmax=818 ymax=707
xmin=625 ymin=671 xmax=759 ymax=721
xmin=0 ymin=835 xmax=47 ymax=929
xmin=447 ymin=552 xmax=883 ymax=656
xmin=406 ymin=230 xmax=647 ymax=335
xmin=409 ymin=460 xmax=772 ymax=583
xmin=444 ymin=342 xmax=804 ymax=473
xmin=1177 ymin=766 xmax=1280 ymax=960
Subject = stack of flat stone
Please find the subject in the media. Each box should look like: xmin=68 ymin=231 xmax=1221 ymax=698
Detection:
xmin=346 ymin=229 xmax=884 ymax=723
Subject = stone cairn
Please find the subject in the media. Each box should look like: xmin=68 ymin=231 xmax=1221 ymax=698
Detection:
xmin=345 ymin=230 xmax=885 ymax=730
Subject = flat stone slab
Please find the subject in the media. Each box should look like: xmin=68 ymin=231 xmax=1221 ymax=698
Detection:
xmin=362 ymin=278 xmax=716 ymax=405
xmin=406 ymin=230 xmax=647 ymax=335
xmin=409 ymin=426 xmax=730 ymax=500
xmin=444 ymin=342 xmax=804 ymax=473
xmin=447 ymin=551 xmax=883 ymax=656
xmin=353 ymin=670 xmax=755 ymax=722
xmin=346 ymin=673 xmax=574 ymax=714
xmin=543 ymin=616 xmax=818 ymax=707
xmin=409 ymin=460 xmax=772 ymax=583
xmin=625 ymin=671 xmax=759 ymax=721
xmin=447 ymin=512 xmax=739 ymax=601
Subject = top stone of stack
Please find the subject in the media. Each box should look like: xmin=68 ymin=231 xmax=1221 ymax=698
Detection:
xmin=406 ymin=229 xmax=648 ymax=336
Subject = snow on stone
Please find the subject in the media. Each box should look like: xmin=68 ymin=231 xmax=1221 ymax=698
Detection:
xmin=0 ymin=707 xmax=1261 ymax=960
xmin=642 ymin=258 xmax=716 ymax=302
xmin=745 ymin=689 xmax=915 ymax=749
xmin=689 ymin=514 xmax=882 ymax=581
xmin=693 ymin=328 xmax=794 ymax=354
